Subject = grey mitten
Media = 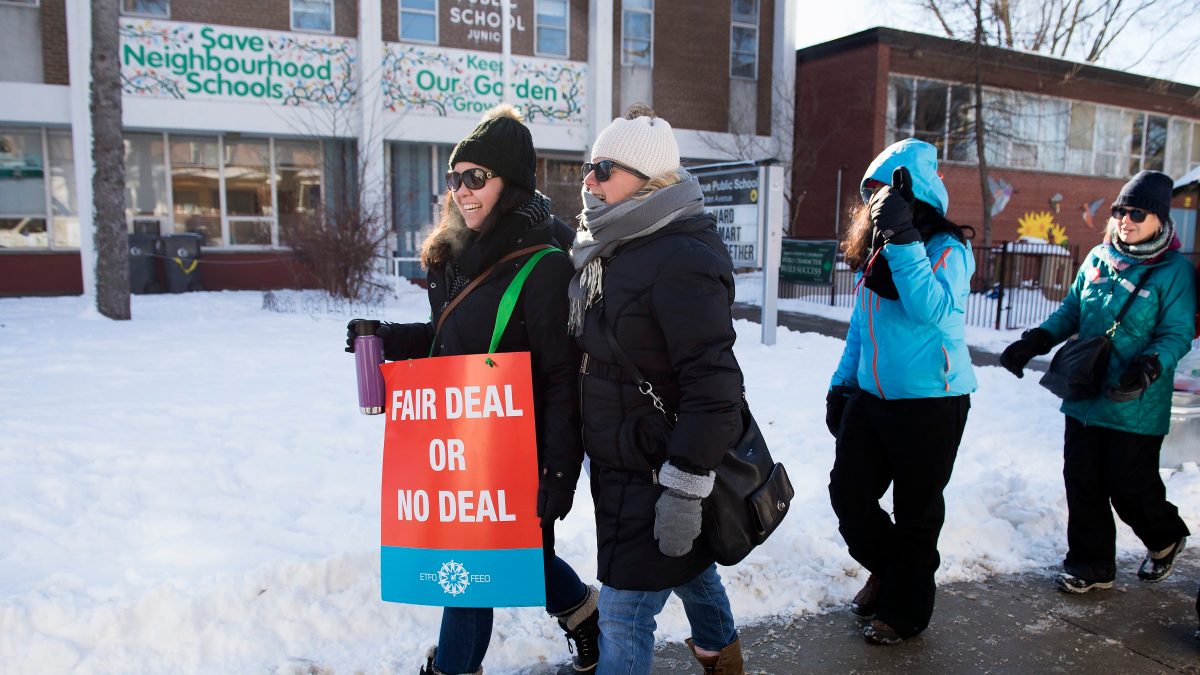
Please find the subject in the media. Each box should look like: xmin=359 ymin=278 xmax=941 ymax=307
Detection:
xmin=654 ymin=462 xmax=716 ymax=558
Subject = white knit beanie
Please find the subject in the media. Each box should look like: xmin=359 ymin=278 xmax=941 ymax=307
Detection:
xmin=590 ymin=113 xmax=680 ymax=179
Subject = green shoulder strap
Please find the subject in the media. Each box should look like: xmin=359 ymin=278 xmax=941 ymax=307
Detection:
xmin=489 ymin=246 xmax=560 ymax=354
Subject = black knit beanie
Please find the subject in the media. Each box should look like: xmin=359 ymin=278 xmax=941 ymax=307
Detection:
xmin=1113 ymin=170 xmax=1174 ymax=223
xmin=448 ymin=104 xmax=537 ymax=192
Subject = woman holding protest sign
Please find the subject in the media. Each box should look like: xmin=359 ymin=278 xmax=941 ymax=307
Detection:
xmin=571 ymin=105 xmax=746 ymax=674
xmin=347 ymin=104 xmax=598 ymax=674
xmin=999 ymin=170 xmax=1193 ymax=596
xmin=825 ymin=138 xmax=975 ymax=645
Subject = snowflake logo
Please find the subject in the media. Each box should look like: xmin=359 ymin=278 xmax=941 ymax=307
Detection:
xmin=437 ymin=560 xmax=471 ymax=596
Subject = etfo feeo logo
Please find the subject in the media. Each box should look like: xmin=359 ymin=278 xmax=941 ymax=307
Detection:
xmin=420 ymin=560 xmax=493 ymax=596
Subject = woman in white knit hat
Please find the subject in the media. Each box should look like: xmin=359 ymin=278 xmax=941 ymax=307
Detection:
xmin=569 ymin=105 xmax=746 ymax=674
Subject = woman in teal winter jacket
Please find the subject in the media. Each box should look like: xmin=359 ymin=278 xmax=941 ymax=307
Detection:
xmin=1001 ymin=170 xmax=1194 ymax=594
xmin=825 ymin=139 xmax=976 ymax=645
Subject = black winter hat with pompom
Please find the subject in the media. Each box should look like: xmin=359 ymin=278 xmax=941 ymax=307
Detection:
xmin=448 ymin=104 xmax=536 ymax=192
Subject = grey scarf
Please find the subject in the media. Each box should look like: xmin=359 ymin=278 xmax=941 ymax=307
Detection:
xmin=568 ymin=170 xmax=705 ymax=335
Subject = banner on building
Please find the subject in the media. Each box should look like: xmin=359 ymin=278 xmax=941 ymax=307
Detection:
xmin=379 ymin=352 xmax=545 ymax=607
xmin=696 ymin=167 xmax=762 ymax=267
xmin=381 ymin=44 xmax=587 ymax=125
xmin=119 ymin=19 xmax=356 ymax=107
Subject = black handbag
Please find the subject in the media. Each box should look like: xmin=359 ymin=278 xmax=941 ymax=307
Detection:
xmin=1039 ymin=268 xmax=1152 ymax=401
xmin=598 ymin=315 xmax=794 ymax=566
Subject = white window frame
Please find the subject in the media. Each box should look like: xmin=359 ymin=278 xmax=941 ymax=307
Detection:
xmin=0 ymin=126 xmax=72 ymax=251
xmin=729 ymin=0 xmax=758 ymax=80
xmin=399 ymin=0 xmax=438 ymax=45
xmin=888 ymin=73 xmax=1200 ymax=179
xmin=120 ymin=0 xmax=170 ymax=19
xmin=621 ymin=0 xmax=653 ymax=67
xmin=535 ymin=0 xmax=570 ymax=58
xmin=291 ymin=0 xmax=335 ymax=34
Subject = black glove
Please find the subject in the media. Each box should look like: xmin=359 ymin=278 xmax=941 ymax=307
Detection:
xmin=536 ymin=482 xmax=575 ymax=529
xmin=999 ymin=327 xmax=1054 ymax=378
xmin=1107 ymin=354 xmax=1162 ymax=402
xmin=345 ymin=319 xmax=397 ymax=353
xmin=868 ymin=167 xmax=920 ymax=246
xmin=825 ymin=385 xmax=857 ymax=437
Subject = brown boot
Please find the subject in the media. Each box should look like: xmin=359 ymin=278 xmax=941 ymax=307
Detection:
xmin=851 ymin=574 xmax=880 ymax=617
xmin=685 ymin=637 xmax=744 ymax=675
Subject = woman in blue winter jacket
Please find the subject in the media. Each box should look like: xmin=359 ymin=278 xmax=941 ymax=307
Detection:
xmin=825 ymin=139 xmax=977 ymax=645
xmin=1000 ymin=170 xmax=1193 ymax=595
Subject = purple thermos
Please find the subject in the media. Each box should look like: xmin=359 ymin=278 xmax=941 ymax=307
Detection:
xmin=353 ymin=319 xmax=386 ymax=415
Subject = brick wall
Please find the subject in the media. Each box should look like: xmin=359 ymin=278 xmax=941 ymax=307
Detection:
xmin=172 ymin=0 xmax=357 ymax=39
xmin=755 ymin=0 xmax=774 ymax=137
xmin=650 ymin=0 xmax=729 ymax=133
xmin=791 ymin=43 xmax=884 ymax=238
xmin=41 ymin=0 xmax=69 ymax=85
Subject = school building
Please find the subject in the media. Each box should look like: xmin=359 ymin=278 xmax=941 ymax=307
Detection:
xmin=0 ymin=0 xmax=793 ymax=295
xmin=791 ymin=27 xmax=1200 ymax=249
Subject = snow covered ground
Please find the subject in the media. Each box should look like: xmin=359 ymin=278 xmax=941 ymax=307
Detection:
xmin=1 ymin=288 xmax=1197 ymax=675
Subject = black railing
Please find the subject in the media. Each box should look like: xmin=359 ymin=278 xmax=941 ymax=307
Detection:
xmin=778 ymin=240 xmax=1086 ymax=330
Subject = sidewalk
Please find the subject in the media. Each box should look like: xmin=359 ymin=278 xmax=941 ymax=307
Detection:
xmin=730 ymin=303 xmax=1040 ymax=372
xmin=652 ymin=557 xmax=1199 ymax=673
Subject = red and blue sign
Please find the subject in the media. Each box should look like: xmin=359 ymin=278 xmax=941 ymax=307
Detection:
xmin=379 ymin=352 xmax=545 ymax=607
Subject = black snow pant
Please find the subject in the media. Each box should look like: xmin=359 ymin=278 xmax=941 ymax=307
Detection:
xmin=828 ymin=392 xmax=970 ymax=639
xmin=1061 ymin=416 xmax=1190 ymax=582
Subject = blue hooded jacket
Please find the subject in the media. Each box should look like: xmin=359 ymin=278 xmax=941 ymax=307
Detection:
xmin=830 ymin=139 xmax=978 ymax=399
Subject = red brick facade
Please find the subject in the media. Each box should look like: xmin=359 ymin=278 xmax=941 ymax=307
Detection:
xmin=40 ymin=0 xmax=69 ymax=85
xmin=792 ymin=29 xmax=1200 ymax=249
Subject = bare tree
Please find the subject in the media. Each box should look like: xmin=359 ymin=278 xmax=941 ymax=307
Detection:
xmin=914 ymin=0 xmax=1200 ymax=244
xmin=694 ymin=74 xmax=827 ymax=234
xmin=92 ymin=0 xmax=130 ymax=319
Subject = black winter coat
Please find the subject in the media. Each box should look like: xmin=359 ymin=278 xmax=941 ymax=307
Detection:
xmin=380 ymin=211 xmax=583 ymax=487
xmin=578 ymin=213 xmax=744 ymax=590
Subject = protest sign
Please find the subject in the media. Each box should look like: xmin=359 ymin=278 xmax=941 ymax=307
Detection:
xmin=379 ymin=351 xmax=545 ymax=607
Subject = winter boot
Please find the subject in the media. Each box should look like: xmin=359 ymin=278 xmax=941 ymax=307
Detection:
xmin=1054 ymin=572 xmax=1114 ymax=593
xmin=419 ymin=646 xmax=482 ymax=675
xmin=685 ymin=637 xmax=744 ymax=675
xmin=1137 ymin=536 xmax=1186 ymax=582
xmin=851 ymin=574 xmax=880 ymax=618
xmin=553 ymin=585 xmax=600 ymax=672
xmin=861 ymin=619 xmax=903 ymax=645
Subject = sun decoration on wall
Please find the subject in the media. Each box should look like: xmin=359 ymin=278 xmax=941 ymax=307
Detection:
xmin=1017 ymin=211 xmax=1069 ymax=244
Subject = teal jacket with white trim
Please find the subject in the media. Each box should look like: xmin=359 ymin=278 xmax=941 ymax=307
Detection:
xmin=1038 ymin=246 xmax=1195 ymax=436
xmin=830 ymin=232 xmax=978 ymax=399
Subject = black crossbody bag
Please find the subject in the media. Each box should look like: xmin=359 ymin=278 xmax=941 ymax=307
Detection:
xmin=1039 ymin=268 xmax=1153 ymax=401
xmin=596 ymin=314 xmax=794 ymax=566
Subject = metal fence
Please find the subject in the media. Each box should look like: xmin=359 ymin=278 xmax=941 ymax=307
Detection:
xmin=779 ymin=240 xmax=1086 ymax=330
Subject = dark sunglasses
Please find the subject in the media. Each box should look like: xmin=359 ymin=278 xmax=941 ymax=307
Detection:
xmin=860 ymin=178 xmax=887 ymax=203
xmin=445 ymin=167 xmax=496 ymax=192
xmin=582 ymin=159 xmax=649 ymax=183
xmin=1111 ymin=206 xmax=1149 ymax=223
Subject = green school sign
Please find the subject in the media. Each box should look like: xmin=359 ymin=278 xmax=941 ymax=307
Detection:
xmin=780 ymin=239 xmax=838 ymax=285
xmin=119 ymin=19 xmax=356 ymax=107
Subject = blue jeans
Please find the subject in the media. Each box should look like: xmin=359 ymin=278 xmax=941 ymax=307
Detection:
xmin=597 ymin=564 xmax=737 ymax=675
xmin=435 ymin=530 xmax=587 ymax=674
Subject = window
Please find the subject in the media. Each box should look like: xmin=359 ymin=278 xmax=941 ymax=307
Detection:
xmin=0 ymin=1 xmax=40 ymax=6
xmin=622 ymin=0 xmax=652 ymax=67
xmin=224 ymin=139 xmax=273 ymax=245
xmin=536 ymin=0 xmax=568 ymax=57
xmin=292 ymin=0 xmax=333 ymax=33
xmin=124 ymin=133 xmax=168 ymax=234
xmin=170 ymin=136 xmax=221 ymax=246
xmin=47 ymin=131 xmax=78 ymax=248
xmin=121 ymin=0 xmax=168 ymax=17
xmin=730 ymin=0 xmax=757 ymax=79
xmin=0 ymin=128 xmax=47 ymax=249
xmin=276 ymin=139 xmax=322 ymax=239
xmin=399 ymin=0 xmax=437 ymax=44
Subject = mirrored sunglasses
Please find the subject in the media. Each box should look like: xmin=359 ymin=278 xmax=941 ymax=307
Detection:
xmin=582 ymin=159 xmax=649 ymax=183
xmin=445 ymin=167 xmax=496 ymax=192
xmin=860 ymin=178 xmax=887 ymax=203
xmin=1111 ymin=206 xmax=1149 ymax=223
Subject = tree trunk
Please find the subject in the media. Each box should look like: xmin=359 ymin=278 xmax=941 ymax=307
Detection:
xmin=92 ymin=0 xmax=129 ymax=320
xmin=973 ymin=0 xmax=994 ymax=246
